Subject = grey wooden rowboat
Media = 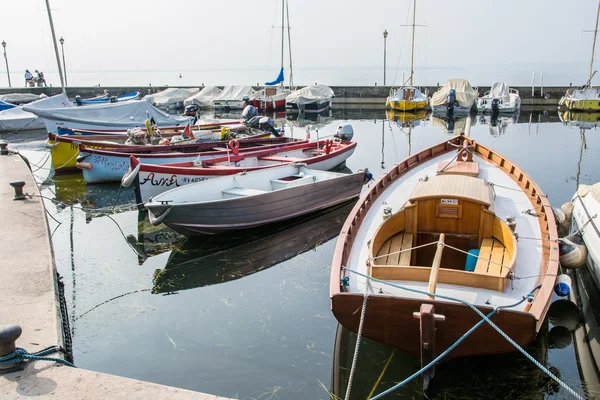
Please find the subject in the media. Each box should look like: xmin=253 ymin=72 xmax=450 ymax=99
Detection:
xmin=145 ymin=163 xmax=369 ymax=235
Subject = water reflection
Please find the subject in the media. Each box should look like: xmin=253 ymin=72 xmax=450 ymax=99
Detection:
xmin=152 ymin=201 xmax=355 ymax=294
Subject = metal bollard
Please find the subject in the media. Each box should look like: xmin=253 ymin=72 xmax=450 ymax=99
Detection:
xmin=0 ymin=324 xmax=26 ymax=373
xmin=0 ymin=140 xmax=7 ymax=156
xmin=9 ymin=181 xmax=26 ymax=200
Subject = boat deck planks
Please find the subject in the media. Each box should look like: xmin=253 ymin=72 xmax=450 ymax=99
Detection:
xmin=474 ymin=238 xmax=506 ymax=276
xmin=436 ymin=161 xmax=480 ymax=177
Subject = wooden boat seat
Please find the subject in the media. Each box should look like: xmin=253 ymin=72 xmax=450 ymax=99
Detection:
xmin=258 ymin=155 xmax=304 ymax=163
xmin=436 ymin=161 xmax=480 ymax=177
xmin=222 ymin=187 xmax=267 ymax=198
xmin=474 ymin=238 xmax=509 ymax=276
xmin=271 ymin=174 xmax=316 ymax=190
xmin=375 ymin=233 xmax=414 ymax=265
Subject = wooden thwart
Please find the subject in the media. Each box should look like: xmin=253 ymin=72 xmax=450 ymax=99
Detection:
xmin=375 ymin=232 xmax=414 ymax=265
xmin=474 ymin=238 xmax=507 ymax=275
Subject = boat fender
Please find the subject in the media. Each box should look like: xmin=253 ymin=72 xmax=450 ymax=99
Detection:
xmin=121 ymin=163 xmax=141 ymax=188
xmin=148 ymin=207 xmax=172 ymax=226
xmin=76 ymin=153 xmax=90 ymax=163
xmin=76 ymin=162 xmax=92 ymax=170
xmin=548 ymin=299 xmax=581 ymax=331
xmin=558 ymin=233 xmax=587 ymax=269
xmin=44 ymin=139 xmax=59 ymax=149
xmin=554 ymin=274 xmax=572 ymax=297
xmin=229 ymin=139 xmax=240 ymax=155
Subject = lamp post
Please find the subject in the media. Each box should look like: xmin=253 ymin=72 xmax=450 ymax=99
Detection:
xmin=383 ymin=30 xmax=388 ymax=86
xmin=2 ymin=41 xmax=11 ymax=88
xmin=59 ymin=37 xmax=67 ymax=87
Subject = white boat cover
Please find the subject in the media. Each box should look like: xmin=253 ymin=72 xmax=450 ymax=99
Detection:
xmin=184 ymin=86 xmax=223 ymax=107
xmin=23 ymin=98 xmax=191 ymax=127
xmin=143 ymin=88 xmax=201 ymax=107
xmin=388 ymin=86 xmax=427 ymax=102
xmin=0 ymin=94 xmax=72 ymax=132
xmin=286 ymin=85 xmax=334 ymax=105
xmin=568 ymin=87 xmax=600 ymax=101
xmin=215 ymin=86 xmax=256 ymax=101
xmin=0 ymin=93 xmax=47 ymax=104
xmin=488 ymin=82 xmax=509 ymax=98
xmin=430 ymin=79 xmax=478 ymax=107
xmin=578 ymin=182 xmax=600 ymax=202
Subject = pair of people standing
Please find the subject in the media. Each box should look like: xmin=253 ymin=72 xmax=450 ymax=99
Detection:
xmin=24 ymin=70 xmax=46 ymax=87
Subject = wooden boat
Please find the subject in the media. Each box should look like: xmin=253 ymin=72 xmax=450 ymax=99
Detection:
xmin=47 ymin=123 xmax=261 ymax=173
xmin=128 ymin=138 xmax=357 ymax=204
xmin=152 ymin=201 xmax=355 ymax=294
xmin=330 ymin=134 xmax=558 ymax=381
xmin=76 ymin=136 xmax=302 ymax=183
xmin=145 ymin=163 xmax=367 ymax=235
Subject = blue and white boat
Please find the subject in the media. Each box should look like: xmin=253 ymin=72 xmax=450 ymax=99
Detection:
xmin=75 ymin=91 xmax=140 ymax=106
xmin=0 ymin=100 xmax=15 ymax=112
xmin=286 ymin=85 xmax=334 ymax=114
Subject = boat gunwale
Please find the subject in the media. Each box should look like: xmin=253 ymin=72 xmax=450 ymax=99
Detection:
xmin=330 ymin=134 xmax=558 ymax=326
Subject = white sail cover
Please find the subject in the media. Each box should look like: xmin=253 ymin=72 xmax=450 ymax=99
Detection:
xmin=215 ymin=85 xmax=256 ymax=101
xmin=184 ymin=86 xmax=223 ymax=107
xmin=143 ymin=88 xmax=201 ymax=107
xmin=430 ymin=79 xmax=478 ymax=107
xmin=23 ymin=98 xmax=191 ymax=127
xmin=0 ymin=94 xmax=72 ymax=132
xmin=286 ymin=85 xmax=335 ymax=105
xmin=569 ymin=87 xmax=600 ymax=100
xmin=389 ymin=87 xmax=427 ymax=102
xmin=488 ymin=82 xmax=509 ymax=98
xmin=0 ymin=93 xmax=47 ymax=104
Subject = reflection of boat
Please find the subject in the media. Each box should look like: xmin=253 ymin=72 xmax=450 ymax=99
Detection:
xmin=146 ymin=163 xmax=366 ymax=235
xmin=477 ymin=113 xmax=519 ymax=137
xmin=430 ymin=79 xmax=478 ymax=117
xmin=560 ymin=0 xmax=600 ymax=111
xmin=152 ymin=201 xmax=355 ymax=293
xmin=386 ymin=109 xmax=427 ymax=127
xmin=477 ymin=82 xmax=521 ymax=113
xmin=331 ymin=322 xmax=555 ymax=400
xmin=559 ymin=111 xmax=600 ymax=130
xmin=331 ymin=135 xmax=558 ymax=386
xmin=431 ymin=115 xmax=468 ymax=135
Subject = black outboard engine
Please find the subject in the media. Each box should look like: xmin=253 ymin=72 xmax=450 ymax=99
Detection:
xmin=447 ymin=89 xmax=456 ymax=119
xmin=184 ymin=104 xmax=199 ymax=116
xmin=75 ymin=95 xmax=82 ymax=106
xmin=491 ymin=98 xmax=500 ymax=119
xmin=247 ymin=116 xmax=280 ymax=137
xmin=110 ymin=96 xmax=118 ymax=103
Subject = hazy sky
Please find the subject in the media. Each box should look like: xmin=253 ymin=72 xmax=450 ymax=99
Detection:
xmin=1 ymin=0 xmax=599 ymax=87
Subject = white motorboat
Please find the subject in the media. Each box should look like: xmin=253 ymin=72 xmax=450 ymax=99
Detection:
xmin=478 ymin=82 xmax=521 ymax=113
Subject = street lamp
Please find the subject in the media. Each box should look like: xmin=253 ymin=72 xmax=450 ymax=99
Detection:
xmin=59 ymin=37 xmax=67 ymax=86
xmin=2 ymin=41 xmax=11 ymax=88
xmin=383 ymin=30 xmax=388 ymax=86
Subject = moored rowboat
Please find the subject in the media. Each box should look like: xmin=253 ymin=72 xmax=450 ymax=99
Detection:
xmin=145 ymin=163 xmax=368 ymax=235
xmin=127 ymin=139 xmax=357 ymax=204
xmin=330 ymin=134 xmax=558 ymax=383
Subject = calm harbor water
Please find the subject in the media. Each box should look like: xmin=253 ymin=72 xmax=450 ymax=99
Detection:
xmin=6 ymin=107 xmax=600 ymax=399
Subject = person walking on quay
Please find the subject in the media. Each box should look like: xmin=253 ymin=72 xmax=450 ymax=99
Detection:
xmin=24 ymin=70 xmax=34 ymax=87
xmin=35 ymin=70 xmax=46 ymax=87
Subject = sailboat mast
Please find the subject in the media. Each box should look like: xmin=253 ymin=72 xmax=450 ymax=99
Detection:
xmin=589 ymin=0 xmax=600 ymax=86
xmin=45 ymin=0 xmax=66 ymax=94
xmin=280 ymin=0 xmax=285 ymax=87
xmin=409 ymin=0 xmax=416 ymax=87
xmin=286 ymin=0 xmax=294 ymax=88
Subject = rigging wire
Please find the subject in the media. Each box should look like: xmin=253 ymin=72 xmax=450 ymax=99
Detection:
xmin=391 ymin=0 xmax=412 ymax=88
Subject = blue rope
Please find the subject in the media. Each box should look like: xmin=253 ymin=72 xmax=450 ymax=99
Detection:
xmin=340 ymin=267 xmax=583 ymax=400
xmin=0 ymin=347 xmax=75 ymax=368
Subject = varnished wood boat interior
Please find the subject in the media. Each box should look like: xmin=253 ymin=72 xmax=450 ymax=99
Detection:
xmin=369 ymin=163 xmax=518 ymax=292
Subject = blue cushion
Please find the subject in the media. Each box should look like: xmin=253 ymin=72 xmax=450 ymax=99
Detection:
xmin=464 ymin=249 xmax=480 ymax=272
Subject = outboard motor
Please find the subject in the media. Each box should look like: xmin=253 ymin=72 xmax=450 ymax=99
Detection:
xmin=334 ymin=125 xmax=354 ymax=141
xmin=242 ymin=104 xmax=258 ymax=122
xmin=447 ymin=89 xmax=456 ymax=119
xmin=259 ymin=117 xmax=281 ymax=137
xmin=110 ymin=96 xmax=118 ymax=103
xmin=491 ymin=98 xmax=500 ymax=119
xmin=75 ymin=95 xmax=82 ymax=106
xmin=184 ymin=104 xmax=199 ymax=116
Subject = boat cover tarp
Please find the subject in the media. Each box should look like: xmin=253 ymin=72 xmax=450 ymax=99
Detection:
xmin=23 ymin=98 xmax=191 ymax=126
xmin=578 ymin=182 xmax=600 ymax=203
xmin=0 ymin=100 xmax=15 ymax=112
xmin=285 ymin=85 xmax=334 ymax=105
xmin=0 ymin=93 xmax=47 ymax=104
xmin=489 ymin=82 xmax=509 ymax=98
xmin=388 ymin=86 xmax=427 ymax=101
xmin=0 ymin=94 xmax=72 ymax=131
xmin=215 ymin=86 xmax=256 ymax=101
xmin=265 ymin=67 xmax=284 ymax=86
xmin=184 ymin=86 xmax=223 ymax=107
xmin=144 ymin=88 xmax=201 ymax=107
xmin=569 ymin=87 xmax=600 ymax=101
xmin=430 ymin=79 xmax=478 ymax=107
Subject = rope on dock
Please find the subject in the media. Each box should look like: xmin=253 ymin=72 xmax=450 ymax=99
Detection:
xmin=0 ymin=346 xmax=75 ymax=369
xmin=340 ymin=266 xmax=584 ymax=400
xmin=344 ymin=293 xmax=368 ymax=400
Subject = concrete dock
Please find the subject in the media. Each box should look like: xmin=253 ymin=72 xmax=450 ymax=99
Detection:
xmin=0 ymin=151 xmax=230 ymax=399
